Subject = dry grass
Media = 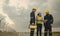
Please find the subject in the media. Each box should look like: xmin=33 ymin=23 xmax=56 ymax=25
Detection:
xmin=0 ymin=31 xmax=60 ymax=36
xmin=0 ymin=31 xmax=18 ymax=36
xmin=19 ymin=32 xmax=60 ymax=36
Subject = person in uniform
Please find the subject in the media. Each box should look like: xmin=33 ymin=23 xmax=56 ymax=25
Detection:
xmin=44 ymin=9 xmax=54 ymax=36
xmin=30 ymin=7 xmax=37 ymax=36
xmin=36 ymin=13 xmax=43 ymax=36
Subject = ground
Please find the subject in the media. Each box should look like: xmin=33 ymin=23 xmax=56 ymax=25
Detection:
xmin=0 ymin=31 xmax=60 ymax=36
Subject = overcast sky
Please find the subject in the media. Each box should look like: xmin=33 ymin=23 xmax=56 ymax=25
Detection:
xmin=0 ymin=0 xmax=60 ymax=32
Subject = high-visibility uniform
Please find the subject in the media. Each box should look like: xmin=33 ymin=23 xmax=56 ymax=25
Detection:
xmin=30 ymin=12 xmax=35 ymax=24
xmin=44 ymin=14 xmax=53 ymax=36
xmin=29 ymin=25 xmax=37 ymax=29
xmin=30 ymin=12 xmax=35 ymax=36
xmin=36 ymin=15 xmax=43 ymax=36
xmin=36 ymin=16 xmax=43 ymax=24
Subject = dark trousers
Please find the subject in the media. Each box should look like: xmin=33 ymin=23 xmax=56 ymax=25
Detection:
xmin=30 ymin=29 xmax=35 ymax=36
xmin=44 ymin=25 xmax=52 ymax=36
xmin=37 ymin=24 xmax=42 ymax=36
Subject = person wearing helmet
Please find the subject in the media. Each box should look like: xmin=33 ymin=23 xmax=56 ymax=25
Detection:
xmin=44 ymin=9 xmax=54 ymax=36
xmin=36 ymin=13 xmax=43 ymax=36
xmin=30 ymin=7 xmax=37 ymax=36
xmin=30 ymin=7 xmax=37 ymax=24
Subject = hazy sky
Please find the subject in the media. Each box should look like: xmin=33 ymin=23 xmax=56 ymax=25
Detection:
xmin=0 ymin=0 xmax=60 ymax=32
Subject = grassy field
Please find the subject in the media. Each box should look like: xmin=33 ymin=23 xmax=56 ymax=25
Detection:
xmin=0 ymin=31 xmax=60 ymax=36
xmin=0 ymin=31 xmax=18 ymax=36
xmin=19 ymin=32 xmax=60 ymax=36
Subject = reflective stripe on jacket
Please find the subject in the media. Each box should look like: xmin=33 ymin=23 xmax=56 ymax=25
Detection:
xmin=36 ymin=16 xmax=43 ymax=24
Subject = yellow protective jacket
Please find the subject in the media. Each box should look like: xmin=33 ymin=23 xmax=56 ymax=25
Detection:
xmin=36 ymin=15 xmax=43 ymax=24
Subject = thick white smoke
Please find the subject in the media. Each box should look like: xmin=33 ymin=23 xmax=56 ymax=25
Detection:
xmin=0 ymin=12 xmax=16 ymax=32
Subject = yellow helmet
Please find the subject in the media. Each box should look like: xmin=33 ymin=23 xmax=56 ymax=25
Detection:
xmin=33 ymin=7 xmax=37 ymax=10
xmin=45 ymin=9 xmax=49 ymax=13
